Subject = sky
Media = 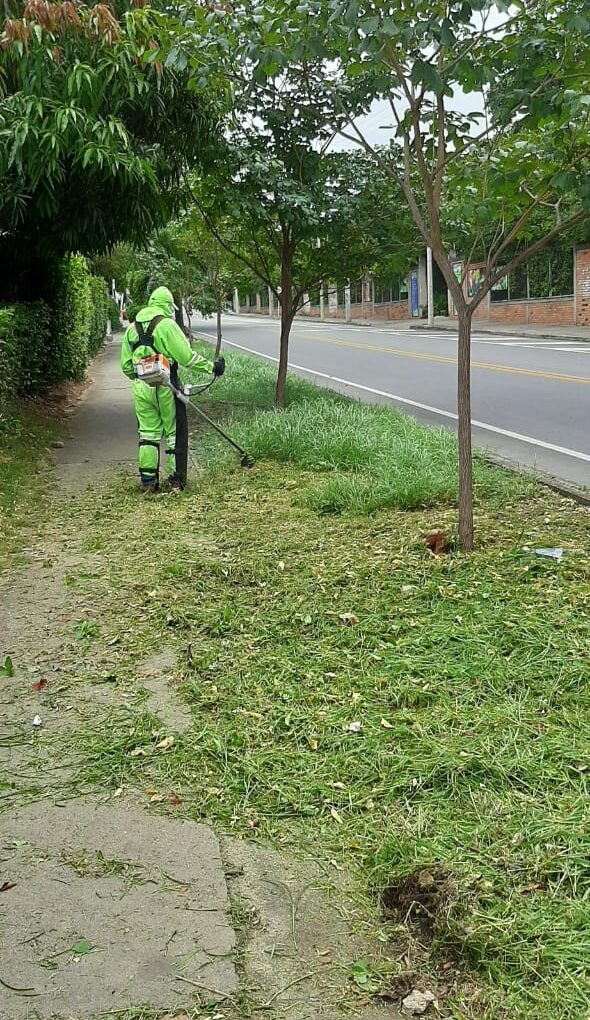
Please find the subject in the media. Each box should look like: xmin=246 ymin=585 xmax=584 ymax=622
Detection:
xmin=330 ymin=4 xmax=508 ymax=150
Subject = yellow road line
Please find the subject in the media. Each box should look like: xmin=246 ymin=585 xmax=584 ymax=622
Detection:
xmin=297 ymin=334 xmax=590 ymax=386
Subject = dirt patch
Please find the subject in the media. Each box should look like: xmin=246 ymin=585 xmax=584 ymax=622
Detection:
xmin=224 ymin=839 xmax=401 ymax=1019
xmin=381 ymin=867 xmax=457 ymax=938
xmin=138 ymin=650 xmax=193 ymax=734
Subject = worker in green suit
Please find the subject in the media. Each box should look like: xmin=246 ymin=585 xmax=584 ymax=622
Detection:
xmin=120 ymin=286 xmax=224 ymax=491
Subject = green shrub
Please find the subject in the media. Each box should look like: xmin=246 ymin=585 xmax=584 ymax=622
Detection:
xmin=88 ymin=275 xmax=108 ymax=355
xmin=107 ymin=297 xmax=121 ymax=328
xmin=0 ymin=302 xmax=53 ymax=406
xmin=52 ymin=255 xmax=92 ymax=383
xmin=125 ymin=301 xmax=141 ymax=323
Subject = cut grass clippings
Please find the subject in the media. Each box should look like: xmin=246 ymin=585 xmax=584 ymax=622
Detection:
xmin=3 ymin=343 xmax=590 ymax=1019
xmin=60 ymin=470 xmax=590 ymax=1020
xmin=0 ymin=402 xmax=64 ymax=571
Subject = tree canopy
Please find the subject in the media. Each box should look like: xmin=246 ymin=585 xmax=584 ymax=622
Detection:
xmin=0 ymin=0 xmax=224 ymax=298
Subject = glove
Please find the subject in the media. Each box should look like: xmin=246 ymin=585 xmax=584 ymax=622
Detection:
xmin=213 ymin=357 xmax=225 ymax=377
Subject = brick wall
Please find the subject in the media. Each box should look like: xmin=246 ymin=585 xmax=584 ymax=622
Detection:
xmin=374 ymin=301 xmax=410 ymax=320
xmin=472 ymin=298 xmax=574 ymax=326
xmin=472 ymin=293 xmax=490 ymax=321
xmin=576 ymin=246 xmax=590 ymax=325
xmin=527 ymin=299 xmax=574 ymax=325
xmin=489 ymin=302 xmax=528 ymax=324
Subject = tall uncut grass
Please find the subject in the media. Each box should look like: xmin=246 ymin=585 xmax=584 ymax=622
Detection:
xmin=190 ymin=343 xmax=534 ymax=514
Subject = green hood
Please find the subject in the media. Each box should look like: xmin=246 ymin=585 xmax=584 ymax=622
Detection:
xmin=136 ymin=286 xmax=177 ymax=322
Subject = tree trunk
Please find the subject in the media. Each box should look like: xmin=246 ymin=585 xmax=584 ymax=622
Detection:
xmin=174 ymin=293 xmax=186 ymax=333
xmin=457 ymin=307 xmax=474 ymax=552
xmin=214 ymin=292 xmax=223 ymax=358
xmin=275 ymin=239 xmax=293 ymax=407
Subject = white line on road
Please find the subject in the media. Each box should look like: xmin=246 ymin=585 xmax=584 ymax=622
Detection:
xmin=213 ymin=335 xmax=590 ymax=466
xmin=222 ymin=317 xmax=590 ymax=348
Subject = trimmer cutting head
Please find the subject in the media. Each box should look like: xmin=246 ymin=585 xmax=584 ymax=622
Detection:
xmin=240 ymin=453 xmax=256 ymax=469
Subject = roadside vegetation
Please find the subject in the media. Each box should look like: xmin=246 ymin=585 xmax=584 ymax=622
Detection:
xmin=4 ymin=349 xmax=585 ymax=1020
xmin=190 ymin=340 xmax=536 ymax=515
xmin=0 ymin=406 xmax=64 ymax=571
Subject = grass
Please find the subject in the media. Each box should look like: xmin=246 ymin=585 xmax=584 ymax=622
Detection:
xmin=0 ymin=402 xmax=63 ymax=570
xmin=58 ymin=469 xmax=590 ymax=1020
xmin=5 ymin=345 xmax=590 ymax=1018
xmin=189 ymin=341 xmax=535 ymax=515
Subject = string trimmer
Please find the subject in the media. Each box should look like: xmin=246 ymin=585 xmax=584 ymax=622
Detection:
xmin=135 ymin=348 xmax=255 ymax=469
xmin=173 ymin=382 xmax=256 ymax=469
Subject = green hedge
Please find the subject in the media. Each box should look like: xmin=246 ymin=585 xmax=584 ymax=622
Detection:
xmin=0 ymin=302 xmax=53 ymax=405
xmin=0 ymin=256 xmax=109 ymax=409
xmin=107 ymin=297 xmax=121 ymax=329
xmin=52 ymin=254 xmax=93 ymax=382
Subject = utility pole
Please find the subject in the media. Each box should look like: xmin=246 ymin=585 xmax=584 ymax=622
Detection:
xmin=344 ymin=281 xmax=352 ymax=323
xmin=427 ymin=247 xmax=434 ymax=327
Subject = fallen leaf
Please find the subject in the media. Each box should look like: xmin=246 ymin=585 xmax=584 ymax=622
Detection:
xmin=330 ymin=807 xmax=343 ymax=824
xmin=339 ymin=612 xmax=359 ymax=626
xmin=156 ymin=736 xmax=174 ymax=750
xmin=0 ymin=656 xmax=14 ymax=678
xmin=307 ymin=737 xmax=319 ymax=750
xmin=348 ymin=721 xmax=362 ymax=733
xmin=129 ymin=747 xmax=147 ymax=757
xmin=424 ymin=530 xmax=450 ymax=556
xmin=31 ymin=679 xmax=48 ymax=693
xmin=170 ymin=793 xmax=182 ymax=806
xmin=71 ymin=939 xmax=93 ymax=957
xmin=278 ymin=561 xmax=285 ymax=571
xmin=380 ymin=718 xmax=394 ymax=729
xmin=150 ymin=794 xmax=165 ymax=803
xmin=329 ymin=781 xmax=346 ymax=790
xmin=207 ymin=787 xmax=222 ymax=797
xmin=32 ymin=715 xmax=42 ymax=727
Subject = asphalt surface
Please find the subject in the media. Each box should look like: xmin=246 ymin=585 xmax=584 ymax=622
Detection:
xmin=194 ymin=314 xmax=590 ymax=491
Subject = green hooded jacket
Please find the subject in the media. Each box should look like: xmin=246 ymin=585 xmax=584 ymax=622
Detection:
xmin=120 ymin=286 xmax=213 ymax=380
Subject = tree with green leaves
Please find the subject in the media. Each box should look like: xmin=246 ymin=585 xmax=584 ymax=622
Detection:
xmin=194 ymin=136 xmax=419 ymax=404
xmin=237 ymin=0 xmax=590 ymax=548
xmin=0 ymin=0 xmax=223 ymax=299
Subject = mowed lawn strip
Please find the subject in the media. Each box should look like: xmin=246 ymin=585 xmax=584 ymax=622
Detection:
xmin=65 ymin=346 xmax=590 ymax=1020
xmin=3 ymin=345 xmax=590 ymax=1018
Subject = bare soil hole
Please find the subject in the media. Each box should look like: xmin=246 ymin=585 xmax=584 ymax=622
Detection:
xmin=381 ymin=866 xmax=457 ymax=937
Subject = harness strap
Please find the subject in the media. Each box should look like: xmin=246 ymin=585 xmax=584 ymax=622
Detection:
xmin=131 ymin=315 xmax=165 ymax=354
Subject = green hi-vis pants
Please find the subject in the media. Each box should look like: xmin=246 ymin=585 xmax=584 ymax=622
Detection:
xmin=132 ymin=379 xmax=188 ymax=486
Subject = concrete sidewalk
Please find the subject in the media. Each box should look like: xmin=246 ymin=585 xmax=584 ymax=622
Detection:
xmin=415 ymin=316 xmax=590 ymax=340
xmin=54 ymin=335 xmax=136 ymax=489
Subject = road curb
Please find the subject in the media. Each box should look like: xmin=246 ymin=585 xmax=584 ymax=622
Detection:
xmin=411 ymin=323 xmax=590 ymax=342
xmin=482 ymin=451 xmax=590 ymax=507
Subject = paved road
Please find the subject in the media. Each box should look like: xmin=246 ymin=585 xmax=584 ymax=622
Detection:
xmin=193 ymin=314 xmax=590 ymax=490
